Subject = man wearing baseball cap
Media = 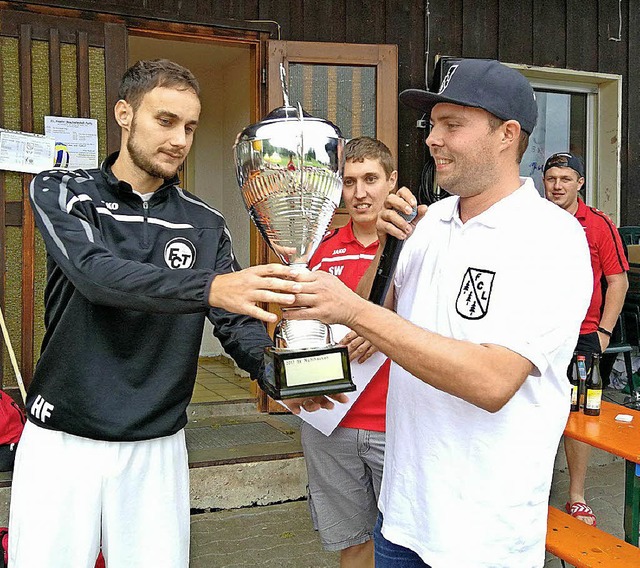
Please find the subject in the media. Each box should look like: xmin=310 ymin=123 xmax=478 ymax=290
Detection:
xmin=544 ymin=152 xmax=629 ymax=528
xmin=284 ymin=58 xmax=592 ymax=566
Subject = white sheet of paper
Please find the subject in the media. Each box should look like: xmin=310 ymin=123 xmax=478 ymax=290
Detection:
xmin=0 ymin=129 xmax=55 ymax=174
xmin=44 ymin=116 xmax=99 ymax=170
xmin=278 ymin=324 xmax=387 ymax=436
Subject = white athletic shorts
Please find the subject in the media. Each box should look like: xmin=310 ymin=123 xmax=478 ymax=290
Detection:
xmin=8 ymin=421 xmax=190 ymax=568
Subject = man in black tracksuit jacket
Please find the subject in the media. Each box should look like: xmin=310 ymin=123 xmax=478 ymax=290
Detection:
xmin=8 ymin=60 xmax=340 ymax=568
xmin=27 ymin=151 xmax=270 ymax=441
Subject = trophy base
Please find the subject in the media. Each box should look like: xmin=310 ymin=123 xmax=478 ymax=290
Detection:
xmin=262 ymin=344 xmax=355 ymax=400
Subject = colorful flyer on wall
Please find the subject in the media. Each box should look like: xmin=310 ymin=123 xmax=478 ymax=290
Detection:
xmin=44 ymin=116 xmax=99 ymax=170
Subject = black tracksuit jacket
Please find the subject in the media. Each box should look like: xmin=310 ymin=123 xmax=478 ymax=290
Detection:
xmin=27 ymin=152 xmax=271 ymax=441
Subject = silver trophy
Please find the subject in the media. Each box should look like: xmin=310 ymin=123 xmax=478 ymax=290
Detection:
xmin=233 ymin=71 xmax=355 ymax=400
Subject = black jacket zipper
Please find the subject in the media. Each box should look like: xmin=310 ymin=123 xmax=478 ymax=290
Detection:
xmin=142 ymin=200 xmax=150 ymax=248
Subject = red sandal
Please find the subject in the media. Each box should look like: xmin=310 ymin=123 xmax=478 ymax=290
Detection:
xmin=565 ymin=501 xmax=597 ymax=526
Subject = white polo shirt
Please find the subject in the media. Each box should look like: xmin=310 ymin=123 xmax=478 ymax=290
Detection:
xmin=379 ymin=179 xmax=592 ymax=568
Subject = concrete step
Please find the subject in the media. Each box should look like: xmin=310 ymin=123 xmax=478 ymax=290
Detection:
xmin=186 ymin=404 xmax=308 ymax=511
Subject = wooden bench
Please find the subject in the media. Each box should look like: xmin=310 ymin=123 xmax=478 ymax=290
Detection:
xmin=546 ymin=506 xmax=640 ymax=566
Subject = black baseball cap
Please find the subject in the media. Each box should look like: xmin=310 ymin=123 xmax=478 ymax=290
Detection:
xmin=543 ymin=152 xmax=585 ymax=178
xmin=399 ymin=59 xmax=538 ymax=135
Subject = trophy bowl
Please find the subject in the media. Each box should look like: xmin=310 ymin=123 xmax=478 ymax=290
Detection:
xmin=234 ymin=104 xmax=355 ymax=400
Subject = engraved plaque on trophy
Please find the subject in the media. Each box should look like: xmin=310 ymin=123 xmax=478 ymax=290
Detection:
xmin=233 ymin=82 xmax=355 ymax=400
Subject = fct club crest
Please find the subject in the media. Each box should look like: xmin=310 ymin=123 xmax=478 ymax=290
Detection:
xmin=164 ymin=237 xmax=196 ymax=269
xmin=456 ymin=267 xmax=495 ymax=320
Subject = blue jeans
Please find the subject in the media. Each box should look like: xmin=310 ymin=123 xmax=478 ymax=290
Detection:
xmin=374 ymin=514 xmax=431 ymax=567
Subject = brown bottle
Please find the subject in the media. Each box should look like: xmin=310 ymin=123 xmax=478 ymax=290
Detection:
xmin=576 ymin=354 xmax=588 ymax=410
xmin=584 ymin=353 xmax=603 ymax=416
xmin=568 ymin=353 xmax=580 ymax=412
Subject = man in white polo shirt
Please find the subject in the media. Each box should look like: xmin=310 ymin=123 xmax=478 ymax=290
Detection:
xmin=285 ymin=59 xmax=592 ymax=567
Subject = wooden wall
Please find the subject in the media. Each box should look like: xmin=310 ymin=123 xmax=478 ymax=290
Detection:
xmin=17 ymin=0 xmax=640 ymax=223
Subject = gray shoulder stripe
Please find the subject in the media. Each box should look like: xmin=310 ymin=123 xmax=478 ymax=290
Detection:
xmin=224 ymin=227 xmax=236 ymax=263
xmin=176 ymin=188 xmax=236 ymax=261
xmin=50 ymin=176 xmax=96 ymax=243
xmin=29 ymin=178 xmax=70 ymax=259
xmin=58 ymin=174 xmax=71 ymax=212
xmin=176 ymin=187 xmax=225 ymax=219
xmin=58 ymin=175 xmax=95 ymax=213
xmin=80 ymin=218 xmax=95 ymax=243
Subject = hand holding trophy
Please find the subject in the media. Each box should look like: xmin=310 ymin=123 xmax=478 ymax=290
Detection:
xmin=233 ymin=67 xmax=355 ymax=400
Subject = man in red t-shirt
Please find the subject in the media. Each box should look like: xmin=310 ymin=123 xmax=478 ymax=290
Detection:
xmin=544 ymin=152 xmax=629 ymax=527
xmin=300 ymin=137 xmax=396 ymax=567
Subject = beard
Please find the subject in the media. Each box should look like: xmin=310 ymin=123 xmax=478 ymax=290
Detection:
xmin=434 ymin=147 xmax=499 ymax=198
xmin=126 ymin=121 xmax=183 ymax=180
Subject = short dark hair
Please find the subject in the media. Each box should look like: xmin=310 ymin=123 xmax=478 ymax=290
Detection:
xmin=344 ymin=137 xmax=395 ymax=179
xmin=118 ymin=59 xmax=200 ymax=110
xmin=487 ymin=115 xmax=529 ymax=164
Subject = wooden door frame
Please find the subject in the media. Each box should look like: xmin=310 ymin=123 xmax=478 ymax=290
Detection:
xmin=268 ymin=40 xmax=398 ymax=160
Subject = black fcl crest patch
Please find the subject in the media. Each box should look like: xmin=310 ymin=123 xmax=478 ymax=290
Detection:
xmin=164 ymin=237 xmax=197 ymax=269
xmin=456 ymin=267 xmax=495 ymax=320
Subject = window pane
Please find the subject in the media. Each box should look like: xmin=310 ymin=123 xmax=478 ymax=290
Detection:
xmin=288 ymin=63 xmax=376 ymax=139
xmin=520 ymin=90 xmax=588 ymax=196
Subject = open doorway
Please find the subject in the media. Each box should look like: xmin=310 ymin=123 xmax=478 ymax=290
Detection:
xmin=128 ymin=35 xmax=256 ymax=404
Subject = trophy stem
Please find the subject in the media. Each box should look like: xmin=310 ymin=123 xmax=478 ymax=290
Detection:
xmin=275 ymin=317 xmax=332 ymax=350
xmin=277 ymin=263 xmax=332 ymax=349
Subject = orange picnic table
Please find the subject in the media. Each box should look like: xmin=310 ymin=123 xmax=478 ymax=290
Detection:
xmin=564 ymin=400 xmax=640 ymax=545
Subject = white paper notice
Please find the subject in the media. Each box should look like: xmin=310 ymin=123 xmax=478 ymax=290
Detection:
xmin=278 ymin=324 xmax=387 ymax=436
xmin=0 ymin=129 xmax=56 ymax=174
xmin=44 ymin=116 xmax=98 ymax=169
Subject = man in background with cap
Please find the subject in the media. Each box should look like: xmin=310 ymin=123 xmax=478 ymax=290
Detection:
xmin=544 ymin=152 xmax=628 ymax=527
xmin=284 ymin=59 xmax=592 ymax=566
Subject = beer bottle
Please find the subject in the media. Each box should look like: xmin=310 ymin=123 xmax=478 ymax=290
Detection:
xmin=576 ymin=354 xmax=588 ymax=410
xmin=568 ymin=353 xmax=580 ymax=412
xmin=584 ymin=353 xmax=603 ymax=416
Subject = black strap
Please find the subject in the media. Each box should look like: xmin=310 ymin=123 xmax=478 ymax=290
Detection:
xmin=597 ymin=326 xmax=612 ymax=337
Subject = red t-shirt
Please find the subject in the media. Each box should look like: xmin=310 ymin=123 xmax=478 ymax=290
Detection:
xmin=575 ymin=199 xmax=628 ymax=334
xmin=309 ymin=220 xmax=389 ymax=432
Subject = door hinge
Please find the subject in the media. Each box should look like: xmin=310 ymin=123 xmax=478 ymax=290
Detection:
xmin=262 ymin=68 xmax=267 ymax=84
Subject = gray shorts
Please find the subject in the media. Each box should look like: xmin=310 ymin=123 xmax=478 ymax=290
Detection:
xmin=300 ymin=422 xmax=385 ymax=552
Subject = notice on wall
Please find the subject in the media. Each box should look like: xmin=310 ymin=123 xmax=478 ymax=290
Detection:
xmin=44 ymin=116 xmax=98 ymax=170
xmin=0 ymin=129 xmax=56 ymax=174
